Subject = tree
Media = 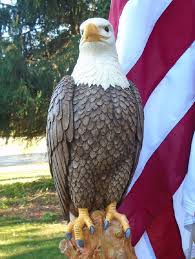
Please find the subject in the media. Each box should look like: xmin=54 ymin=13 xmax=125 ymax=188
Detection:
xmin=0 ymin=0 xmax=110 ymax=138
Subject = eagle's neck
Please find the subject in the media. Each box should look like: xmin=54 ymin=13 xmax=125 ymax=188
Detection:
xmin=71 ymin=45 xmax=129 ymax=90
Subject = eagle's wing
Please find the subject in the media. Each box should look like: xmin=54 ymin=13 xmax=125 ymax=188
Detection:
xmin=46 ymin=75 xmax=74 ymax=220
xmin=129 ymin=80 xmax=144 ymax=173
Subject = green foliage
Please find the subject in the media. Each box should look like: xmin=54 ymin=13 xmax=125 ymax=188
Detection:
xmin=0 ymin=0 xmax=110 ymax=138
xmin=41 ymin=212 xmax=59 ymax=222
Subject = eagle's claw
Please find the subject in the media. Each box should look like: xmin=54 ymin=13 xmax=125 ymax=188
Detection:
xmin=89 ymin=225 xmax=95 ymax=234
xmin=125 ymin=228 xmax=131 ymax=239
xmin=76 ymin=239 xmax=84 ymax=248
xmin=103 ymin=220 xmax=110 ymax=230
xmin=64 ymin=208 xmax=94 ymax=247
xmin=65 ymin=232 xmax=72 ymax=240
xmin=104 ymin=202 xmax=131 ymax=238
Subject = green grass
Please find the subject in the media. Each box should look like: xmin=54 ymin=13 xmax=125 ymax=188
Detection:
xmin=0 ymin=178 xmax=55 ymax=210
xmin=0 ymin=217 xmax=66 ymax=258
xmin=0 ymin=178 xmax=55 ymax=198
xmin=0 ymin=164 xmax=67 ymax=258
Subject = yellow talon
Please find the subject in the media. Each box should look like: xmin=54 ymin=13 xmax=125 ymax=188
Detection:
xmin=104 ymin=202 xmax=131 ymax=238
xmin=64 ymin=208 xmax=95 ymax=247
xmin=64 ymin=221 xmax=74 ymax=240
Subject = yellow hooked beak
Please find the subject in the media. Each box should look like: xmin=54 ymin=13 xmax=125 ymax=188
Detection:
xmin=83 ymin=23 xmax=101 ymax=42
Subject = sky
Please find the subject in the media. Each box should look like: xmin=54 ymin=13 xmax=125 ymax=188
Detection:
xmin=0 ymin=0 xmax=16 ymax=5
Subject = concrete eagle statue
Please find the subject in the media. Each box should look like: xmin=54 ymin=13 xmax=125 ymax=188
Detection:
xmin=46 ymin=18 xmax=144 ymax=247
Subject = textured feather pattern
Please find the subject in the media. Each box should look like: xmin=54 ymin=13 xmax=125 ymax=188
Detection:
xmin=72 ymin=59 xmax=129 ymax=90
xmin=128 ymin=80 xmax=144 ymax=173
xmin=46 ymin=76 xmax=74 ymax=220
xmin=46 ymin=76 xmax=144 ymax=218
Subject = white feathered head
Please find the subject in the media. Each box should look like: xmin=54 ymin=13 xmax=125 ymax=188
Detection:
xmin=72 ymin=18 xmax=129 ymax=89
xmin=79 ymin=18 xmax=115 ymax=50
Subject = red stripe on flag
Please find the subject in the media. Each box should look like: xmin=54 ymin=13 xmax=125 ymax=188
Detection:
xmin=118 ymin=104 xmax=195 ymax=245
xmin=193 ymin=0 xmax=195 ymax=39
xmin=147 ymin=202 xmax=185 ymax=259
xmin=109 ymin=0 xmax=128 ymax=38
xmin=126 ymin=0 xmax=193 ymax=105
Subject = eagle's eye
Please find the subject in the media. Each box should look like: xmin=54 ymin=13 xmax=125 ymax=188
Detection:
xmin=80 ymin=29 xmax=84 ymax=36
xmin=104 ymin=26 xmax=109 ymax=32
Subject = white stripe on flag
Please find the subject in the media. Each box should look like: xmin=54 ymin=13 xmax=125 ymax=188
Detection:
xmin=173 ymin=132 xmax=195 ymax=258
xmin=127 ymin=42 xmax=195 ymax=194
xmin=135 ymin=232 xmax=156 ymax=259
xmin=183 ymin=132 xmax=195 ymax=216
xmin=116 ymin=0 xmax=172 ymax=74
xmin=173 ymin=181 xmax=191 ymax=258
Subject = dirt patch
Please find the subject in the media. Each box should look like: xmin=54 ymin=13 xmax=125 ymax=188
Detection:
xmin=0 ymin=192 xmax=63 ymax=220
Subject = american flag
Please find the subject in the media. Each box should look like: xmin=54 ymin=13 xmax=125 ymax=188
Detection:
xmin=109 ymin=0 xmax=195 ymax=258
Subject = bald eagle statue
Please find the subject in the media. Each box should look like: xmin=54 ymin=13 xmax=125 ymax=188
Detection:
xmin=46 ymin=18 xmax=144 ymax=247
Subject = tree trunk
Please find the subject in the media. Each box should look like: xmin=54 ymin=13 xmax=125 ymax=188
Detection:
xmin=59 ymin=210 xmax=137 ymax=259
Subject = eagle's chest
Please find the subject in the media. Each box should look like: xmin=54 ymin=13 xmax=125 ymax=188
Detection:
xmin=72 ymin=84 xmax=135 ymax=153
xmin=73 ymin=84 xmax=131 ymax=131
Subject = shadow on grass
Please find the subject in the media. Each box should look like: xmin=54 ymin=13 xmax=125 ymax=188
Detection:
xmin=0 ymin=216 xmax=62 ymax=227
xmin=0 ymin=177 xmax=67 ymax=258
xmin=2 ymin=237 xmax=66 ymax=259
xmin=0 ymin=217 xmax=66 ymax=259
xmin=0 ymin=217 xmax=26 ymax=226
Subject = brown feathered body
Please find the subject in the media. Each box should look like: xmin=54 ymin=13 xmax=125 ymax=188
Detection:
xmin=46 ymin=76 xmax=143 ymax=220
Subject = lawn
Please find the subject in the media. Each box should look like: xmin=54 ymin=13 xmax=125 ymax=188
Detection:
xmin=0 ymin=217 xmax=65 ymax=259
xmin=0 ymin=162 xmax=67 ymax=259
